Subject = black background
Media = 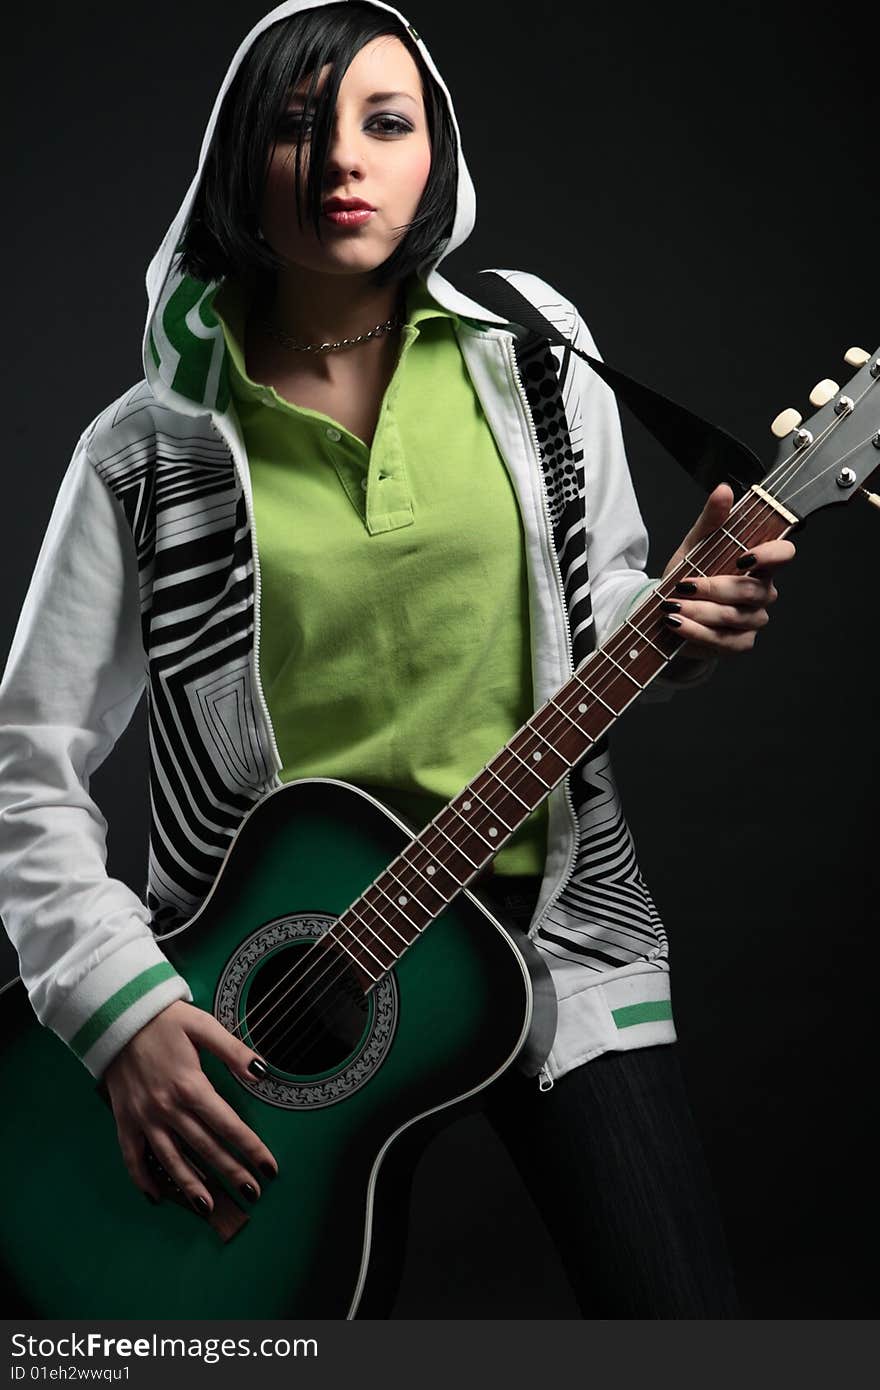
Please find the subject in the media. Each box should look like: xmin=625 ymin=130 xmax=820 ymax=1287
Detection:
xmin=2 ymin=0 xmax=876 ymax=1316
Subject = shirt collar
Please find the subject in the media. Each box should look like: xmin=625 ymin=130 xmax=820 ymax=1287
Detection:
xmin=212 ymin=272 xmax=458 ymax=404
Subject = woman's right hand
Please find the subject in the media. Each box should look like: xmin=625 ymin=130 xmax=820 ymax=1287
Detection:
xmin=102 ymin=999 xmax=279 ymax=1214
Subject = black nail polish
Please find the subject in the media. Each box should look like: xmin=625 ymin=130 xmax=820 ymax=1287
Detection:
xmin=259 ymin=1161 xmax=278 ymax=1180
xmin=736 ymin=553 xmax=756 ymax=569
xmin=248 ymin=1058 xmax=269 ymax=1078
xmin=240 ymin=1182 xmax=259 ymax=1203
xmin=192 ymin=1195 xmax=211 ymax=1214
xmin=659 ymin=599 xmax=681 ymax=612
xmin=674 ymin=581 xmax=697 ymax=595
xmin=665 ymin=614 xmax=683 ymax=628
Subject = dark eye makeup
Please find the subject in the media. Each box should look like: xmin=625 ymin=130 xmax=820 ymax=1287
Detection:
xmin=276 ymin=112 xmax=412 ymax=138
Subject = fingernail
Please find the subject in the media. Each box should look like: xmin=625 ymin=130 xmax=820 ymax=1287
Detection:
xmin=665 ymin=614 xmax=683 ymax=628
xmin=240 ymin=1182 xmax=259 ymax=1203
xmin=674 ymin=581 xmax=697 ymax=595
xmin=659 ymin=599 xmax=681 ymax=612
xmin=249 ymin=1058 xmax=269 ymax=1077
xmin=259 ymin=1161 xmax=278 ymax=1180
xmin=192 ymin=1195 xmax=211 ymax=1214
xmin=736 ymin=553 xmax=756 ymax=569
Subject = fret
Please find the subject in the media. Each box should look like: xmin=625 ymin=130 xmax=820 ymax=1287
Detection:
xmin=600 ymin=649 xmax=645 ymax=690
xmin=413 ymin=847 xmax=464 ymax=897
xmin=503 ymin=741 xmax=552 ymax=791
xmin=525 ymin=720 xmax=567 ymax=765
xmin=395 ymin=847 xmax=449 ymax=906
xmin=456 ymin=788 xmax=515 ymax=835
xmin=427 ymin=818 xmax=482 ymax=872
xmin=681 ymin=557 xmax=707 ymax=576
xmin=483 ymin=760 xmax=533 ymax=809
xmin=347 ymin=899 xmax=411 ymax=949
xmin=549 ymin=694 xmax=591 ymax=738
xmin=369 ymin=879 xmax=425 ymax=937
xmin=331 ymin=931 xmax=380 ymax=982
xmin=337 ymin=908 xmax=402 ymax=968
xmin=719 ymin=524 xmax=749 ymax=555
xmin=572 ymin=672 xmax=617 ymax=717
xmin=624 ymin=616 xmax=673 ymax=658
xmin=446 ymin=806 xmax=502 ymax=851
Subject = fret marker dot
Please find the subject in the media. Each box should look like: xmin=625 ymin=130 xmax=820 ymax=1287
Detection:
xmin=398 ymin=894 xmax=408 ymax=906
xmin=426 ymin=865 xmax=435 ymax=876
xmin=629 ymin=649 xmax=639 ymax=660
xmin=463 ymin=800 xmax=471 ymax=810
xmin=488 ymin=827 xmax=498 ymax=838
xmin=577 ymin=703 xmax=587 ymax=713
xmin=532 ymin=751 xmax=542 ymax=761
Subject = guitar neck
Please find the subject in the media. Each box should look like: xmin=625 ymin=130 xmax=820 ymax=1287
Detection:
xmin=333 ymin=487 xmax=795 ymax=984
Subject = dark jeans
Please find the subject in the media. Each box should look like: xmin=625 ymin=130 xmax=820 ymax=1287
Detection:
xmin=357 ymin=874 xmax=742 ymax=1319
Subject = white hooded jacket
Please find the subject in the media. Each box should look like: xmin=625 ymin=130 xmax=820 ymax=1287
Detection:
xmin=0 ymin=0 xmax=713 ymax=1085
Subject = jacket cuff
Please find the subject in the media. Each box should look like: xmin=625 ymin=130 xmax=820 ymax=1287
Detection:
xmin=44 ymin=932 xmax=193 ymax=1079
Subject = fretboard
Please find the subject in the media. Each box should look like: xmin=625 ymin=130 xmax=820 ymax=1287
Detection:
xmin=331 ymin=486 xmax=793 ymax=986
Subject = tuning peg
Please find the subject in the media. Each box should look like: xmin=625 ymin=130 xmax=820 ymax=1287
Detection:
xmin=845 ymin=347 xmax=871 ymax=367
xmin=771 ymin=407 xmax=802 ymax=438
xmin=809 ymin=379 xmax=839 ymax=407
xmin=860 ymin=487 xmax=880 ymax=510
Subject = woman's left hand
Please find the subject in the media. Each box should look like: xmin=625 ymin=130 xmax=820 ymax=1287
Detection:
xmin=660 ymin=483 xmax=797 ymax=657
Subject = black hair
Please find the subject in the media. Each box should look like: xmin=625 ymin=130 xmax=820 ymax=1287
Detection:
xmin=175 ymin=2 xmax=458 ymax=291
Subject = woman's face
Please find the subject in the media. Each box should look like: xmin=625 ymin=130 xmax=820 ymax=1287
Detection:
xmin=260 ymin=34 xmax=433 ymax=278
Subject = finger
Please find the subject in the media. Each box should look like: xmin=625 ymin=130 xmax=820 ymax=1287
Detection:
xmin=117 ymin=1125 xmax=162 ymax=1205
xmin=170 ymin=1109 xmax=263 ymax=1203
xmin=183 ymin=1005 xmax=270 ymax=1086
xmin=147 ymin=1127 xmax=215 ymax=1215
xmin=672 ymin=574 xmax=775 ymax=606
xmin=662 ymin=611 xmax=760 ymax=652
xmin=663 ymin=600 xmax=769 ymax=631
xmin=187 ymin=1086 xmax=279 ymax=1181
xmin=731 ymin=539 xmax=796 ymax=571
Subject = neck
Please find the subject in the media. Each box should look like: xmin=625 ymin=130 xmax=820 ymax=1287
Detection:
xmin=256 ymin=265 xmax=407 ymax=347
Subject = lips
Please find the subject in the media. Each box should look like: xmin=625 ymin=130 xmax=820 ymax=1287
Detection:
xmin=322 ymin=197 xmax=375 ymax=212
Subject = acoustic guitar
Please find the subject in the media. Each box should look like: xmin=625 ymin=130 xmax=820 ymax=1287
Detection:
xmin=0 ymin=347 xmax=876 ymax=1317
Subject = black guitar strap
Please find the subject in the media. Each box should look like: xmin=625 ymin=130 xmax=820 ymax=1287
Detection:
xmin=449 ymin=270 xmax=765 ymax=500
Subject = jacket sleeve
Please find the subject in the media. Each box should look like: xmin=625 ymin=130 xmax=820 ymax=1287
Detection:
xmin=0 ymin=427 xmax=192 ymax=1080
xmin=568 ymin=306 xmax=718 ymax=699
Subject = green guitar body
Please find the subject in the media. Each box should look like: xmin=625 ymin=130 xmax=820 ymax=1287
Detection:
xmin=0 ymin=778 xmax=555 ymax=1317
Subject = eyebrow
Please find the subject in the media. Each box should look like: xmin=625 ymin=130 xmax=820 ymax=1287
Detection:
xmin=289 ymin=89 xmax=418 ymax=106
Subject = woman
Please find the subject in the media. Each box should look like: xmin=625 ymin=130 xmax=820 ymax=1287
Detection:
xmin=0 ymin=0 xmax=795 ymax=1316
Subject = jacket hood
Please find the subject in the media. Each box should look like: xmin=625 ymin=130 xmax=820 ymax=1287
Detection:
xmin=143 ymin=0 xmax=512 ymax=418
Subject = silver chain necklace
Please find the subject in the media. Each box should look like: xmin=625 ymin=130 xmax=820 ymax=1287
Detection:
xmin=257 ymin=312 xmax=403 ymax=353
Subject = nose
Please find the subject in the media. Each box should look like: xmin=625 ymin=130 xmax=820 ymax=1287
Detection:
xmin=322 ymin=114 xmax=368 ymax=186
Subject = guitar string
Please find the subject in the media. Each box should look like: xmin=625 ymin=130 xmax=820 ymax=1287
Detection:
xmin=229 ymin=369 xmax=874 ymax=1063
xmin=226 ymin=368 xmax=877 ymax=1065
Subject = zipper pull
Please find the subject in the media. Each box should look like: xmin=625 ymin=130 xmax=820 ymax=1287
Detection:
xmin=538 ymin=1062 xmax=555 ymax=1092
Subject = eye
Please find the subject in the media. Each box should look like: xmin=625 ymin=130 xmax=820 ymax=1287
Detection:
xmin=275 ymin=112 xmax=413 ymax=139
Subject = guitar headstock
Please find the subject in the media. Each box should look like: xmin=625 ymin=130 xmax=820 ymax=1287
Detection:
xmin=763 ymin=346 xmax=880 ymax=520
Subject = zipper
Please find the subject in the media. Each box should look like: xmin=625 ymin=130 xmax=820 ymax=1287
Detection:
xmin=503 ymin=337 xmax=581 ymax=944
xmin=208 ymin=413 xmax=284 ymax=781
xmin=537 ymin=1061 xmax=555 ymax=1092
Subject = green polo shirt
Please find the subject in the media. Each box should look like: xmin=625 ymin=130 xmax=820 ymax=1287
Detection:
xmin=212 ymin=272 xmax=547 ymax=876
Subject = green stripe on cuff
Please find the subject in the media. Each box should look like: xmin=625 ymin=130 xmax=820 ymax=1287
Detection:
xmin=69 ymin=962 xmax=180 ymax=1059
xmin=611 ymin=999 xmax=673 ymax=1029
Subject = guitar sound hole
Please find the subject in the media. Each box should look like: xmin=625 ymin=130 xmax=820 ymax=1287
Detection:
xmin=244 ymin=942 xmax=370 ymax=1076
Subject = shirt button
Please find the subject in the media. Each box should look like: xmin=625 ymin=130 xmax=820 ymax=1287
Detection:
xmin=360 ymin=478 xmax=368 ymax=491
xmin=325 ymin=426 xmax=341 ymax=442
